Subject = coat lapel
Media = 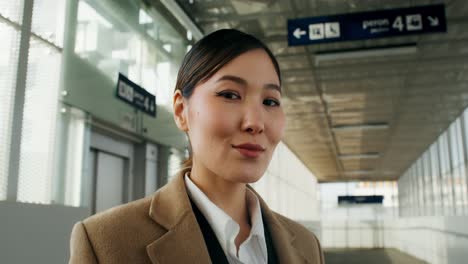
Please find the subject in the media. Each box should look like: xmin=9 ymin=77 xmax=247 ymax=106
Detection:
xmin=146 ymin=171 xmax=211 ymax=264
xmin=249 ymin=186 xmax=310 ymax=264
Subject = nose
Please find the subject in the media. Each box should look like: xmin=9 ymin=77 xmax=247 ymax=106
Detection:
xmin=241 ymin=103 xmax=264 ymax=134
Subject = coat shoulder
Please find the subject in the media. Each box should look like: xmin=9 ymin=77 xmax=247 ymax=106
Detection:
xmin=272 ymin=212 xmax=316 ymax=239
xmin=82 ymin=196 xmax=166 ymax=239
xmin=74 ymin=196 xmax=166 ymax=262
xmin=84 ymin=196 xmax=153 ymax=227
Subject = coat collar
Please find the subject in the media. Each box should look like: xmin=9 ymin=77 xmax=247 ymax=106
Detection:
xmin=146 ymin=170 xmax=309 ymax=263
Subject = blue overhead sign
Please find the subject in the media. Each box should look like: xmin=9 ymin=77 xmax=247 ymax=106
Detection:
xmin=287 ymin=4 xmax=446 ymax=46
xmin=338 ymin=195 xmax=384 ymax=205
xmin=116 ymin=73 xmax=156 ymax=117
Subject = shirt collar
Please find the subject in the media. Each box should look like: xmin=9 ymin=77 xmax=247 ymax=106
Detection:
xmin=184 ymin=172 xmax=266 ymax=256
xmin=245 ymin=187 xmax=265 ymax=238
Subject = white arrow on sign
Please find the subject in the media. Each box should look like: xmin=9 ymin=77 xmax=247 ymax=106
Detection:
xmin=427 ymin=16 xmax=439 ymax=26
xmin=293 ymin=28 xmax=307 ymax=39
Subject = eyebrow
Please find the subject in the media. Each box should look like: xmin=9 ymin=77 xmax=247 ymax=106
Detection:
xmin=216 ymin=75 xmax=282 ymax=94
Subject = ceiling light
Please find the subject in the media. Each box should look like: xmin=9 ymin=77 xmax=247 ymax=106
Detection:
xmin=343 ymin=170 xmax=374 ymax=176
xmin=332 ymin=123 xmax=389 ymax=132
xmin=315 ymin=43 xmax=417 ymax=66
xmin=339 ymin=153 xmax=381 ymax=160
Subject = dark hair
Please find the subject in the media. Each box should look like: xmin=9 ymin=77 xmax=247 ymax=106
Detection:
xmin=174 ymin=29 xmax=281 ymax=173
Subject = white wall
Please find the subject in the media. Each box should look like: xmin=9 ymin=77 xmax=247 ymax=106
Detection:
xmin=253 ymin=142 xmax=320 ymax=221
xmin=314 ymin=216 xmax=468 ymax=264
xmin=385 ymin=216 xmax=468 ymax=264
xmin=0 ymin=202 xmax=89 ymax=264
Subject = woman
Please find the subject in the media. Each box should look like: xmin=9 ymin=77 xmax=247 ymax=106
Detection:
xmin=69 ymin=29 xmax=324 ymax=264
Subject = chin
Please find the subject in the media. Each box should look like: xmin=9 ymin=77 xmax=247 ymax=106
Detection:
xmin=231 ymin=169 xmax=265 ymax=184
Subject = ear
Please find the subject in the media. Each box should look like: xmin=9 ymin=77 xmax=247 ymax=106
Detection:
xmin=173 ymin=90 xmax=188 ymax=132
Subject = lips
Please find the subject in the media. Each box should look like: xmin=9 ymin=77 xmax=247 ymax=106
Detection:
xmin=232 ymin=143 xmax=265 ymax=158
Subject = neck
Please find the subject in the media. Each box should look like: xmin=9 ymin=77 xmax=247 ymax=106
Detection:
xmin=189 ymin=164 xmax=249 ymax=228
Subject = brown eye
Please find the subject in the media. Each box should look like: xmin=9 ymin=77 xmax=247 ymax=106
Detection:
xmin=216 ymin=91 xmax=241 ymax=100
xmin=263 ymin=98 xmax=280 ymax=107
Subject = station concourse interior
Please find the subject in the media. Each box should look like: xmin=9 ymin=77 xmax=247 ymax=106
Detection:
xmin=1 ymin=0 xmax=468 ymax=263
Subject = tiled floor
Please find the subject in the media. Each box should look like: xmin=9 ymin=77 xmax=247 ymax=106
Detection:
xmin=324 ymin=248 xmax=428 ymax=264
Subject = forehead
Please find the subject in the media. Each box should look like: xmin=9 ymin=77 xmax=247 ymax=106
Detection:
xmin=209 ymin=49 xmax=280 ymax=86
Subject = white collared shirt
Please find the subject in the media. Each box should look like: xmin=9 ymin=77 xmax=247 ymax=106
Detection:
xmin=184 ymin=173 xmax=268 ymax=264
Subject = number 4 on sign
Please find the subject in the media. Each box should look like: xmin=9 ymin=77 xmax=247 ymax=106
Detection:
xmin=293 ymin=28 xmax=307 ymax=39
xmin=144 ymin=97 xmax=149 ymax=110
xmin=393 ymin=16 xmax=404 ymax=31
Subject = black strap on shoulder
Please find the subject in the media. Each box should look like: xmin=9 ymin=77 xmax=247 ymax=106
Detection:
xmin=262 ymin=211 xmax=279 ymax=264
xmin=190 ymin=198 xmax=230 ymax=264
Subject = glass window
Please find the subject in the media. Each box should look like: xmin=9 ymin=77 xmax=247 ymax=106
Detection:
xmin=31 ymin=0 xmax=66 ymax=47
xmin=439 ymin=133 xmax=450 ymax=174
xmin=464 ymin=109 xmax=468 ymax=156
xmin=403 ymin=173 xmax=410 ymax=216
xmin=462 ymin=112 xmax=468 ymax=215
xmin=410 ymin=166 xmax=418 ymax=216
xmin=403 ymin=171 xmax=409 ymax=216
xmin=406 ymin=173 xmax=411 ymax=216
xmin=430 ymin=143 xmax=442 ymax=215
xmin=398 ymin=178 xmax=402 ymax=216
xmin=13 ymin=0 xmax=66 ymax=204
xmin=0 ymin=1 xmax=23 ymax=23
xmin=416 ymin=159 xmax=425 ymax=215
xmin=423 ymin=151 xmax=433 ymax=215
xmin=440 ymin=132 xmax=454 ymax=215
xmin=406 ymin=169 xmax=411 ymax=216
xmin=16 ymin=39 xmax=62 ymax=203
xmin=404 ymin=175 xmax=410 ymax=216
xmin=450 ymin=119 xmax=468 ymax=215
xmin=0 ymin=0 xmax=23 ymax=200
xmin=449 ymin=120 xmax=463 ymax=168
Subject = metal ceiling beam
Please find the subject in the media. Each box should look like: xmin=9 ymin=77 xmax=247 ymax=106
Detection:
xmin=160 ymin=0 xmax=204 ymax=40
xmin=275 ymin=37 xmax=468 ymax=59
xmin=197 ymin=11 xmax=291 ymax=23
xmin=315 ymin=54 xmax=468 ymax=72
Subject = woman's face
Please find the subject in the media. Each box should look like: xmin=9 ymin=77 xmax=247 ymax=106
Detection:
xmin=175 ymin=49 xmax=285 ymax=184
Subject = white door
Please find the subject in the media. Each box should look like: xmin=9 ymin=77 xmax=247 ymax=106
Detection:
xmin=89 ymin=131 xmax=134 ymax=214
xmin=95 ymin=151 xmax=127 ymax=213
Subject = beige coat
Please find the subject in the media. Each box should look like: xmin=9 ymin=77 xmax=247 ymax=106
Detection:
xmin=69 ymin=171 xmax=324 ymax=263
